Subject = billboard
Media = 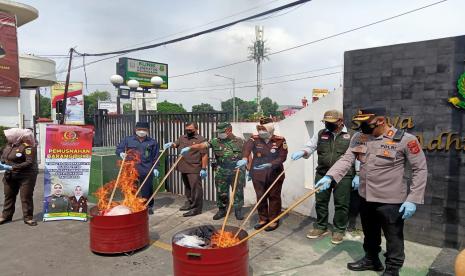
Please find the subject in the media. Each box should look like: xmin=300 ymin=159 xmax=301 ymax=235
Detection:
xmin=312 ymin=88 xmax=329 ymax=98
xmin=0 ymin=12 xmax=20 ymax=97
xmin=43 ymin=125 xmax=94 ymax=221
xmin=117 ymin=57 xmax=168 ymax=89
xmin=51 ymin=82 xmax=85 ymax=125
xmin=98 ymin=100 xmax=117 ymax=114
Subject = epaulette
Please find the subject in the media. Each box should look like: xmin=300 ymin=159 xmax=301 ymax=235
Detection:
xmin=393 ymin=129 xmax=405 ymax=142
xmin=273 ymin=135 xmax=284 ymax=140
xmin=22 ymin=142 xmax=30 ymax=147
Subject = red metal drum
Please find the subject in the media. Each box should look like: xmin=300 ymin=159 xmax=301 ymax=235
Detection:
xmin=172 ymin=225 xmax=249 ymax=276
xmin=89 ymin=207 xmax=149 ymax=254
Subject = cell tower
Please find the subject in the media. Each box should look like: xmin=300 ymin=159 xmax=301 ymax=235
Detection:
xmin=249 ymin=26 xmax=268 ymax=114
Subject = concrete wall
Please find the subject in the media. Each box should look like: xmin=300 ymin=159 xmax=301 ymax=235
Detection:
xmin=231 ymin=88 xmax=343 ymax=218
xmin=344 ymin=35 xmax=465 ymax=249
xmin=0 ymin=97 xmax=20 ymax=127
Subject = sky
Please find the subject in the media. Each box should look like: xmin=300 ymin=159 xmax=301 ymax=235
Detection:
xmin=15 ymin=0 xmax=464 ymax=110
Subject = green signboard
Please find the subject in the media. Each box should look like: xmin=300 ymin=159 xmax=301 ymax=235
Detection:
xmin=117 ymin=57 xmax=168 ymax=89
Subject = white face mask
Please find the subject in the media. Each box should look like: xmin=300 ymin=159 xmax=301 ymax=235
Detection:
xmin=258 ymin=131 xmax=271 ymax=140
xmin=136 ymin=130 xmax=148 ymax=137
xmin=218 ymin=133 xmax=228 ymax=139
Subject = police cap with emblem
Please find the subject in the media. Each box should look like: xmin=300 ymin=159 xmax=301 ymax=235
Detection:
xmin=352 ymin=107 xmax=386 ymax=122
xmin=135 ymin=122 xmax=149 ymax=129
xmin=259 ymin=117 xmax=273 ymax=125
xmin=216 ymin=122 xmax=232 ymax=133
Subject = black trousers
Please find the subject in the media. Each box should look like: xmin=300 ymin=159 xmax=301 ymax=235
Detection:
xmin=360 ymin=197 xmax=405 ymax=270
xmin=348 ymin=189 xmax=362 ymax=230
xmin=138 ymin=173 xmax=154 ymax=208
xmin=181 ymin=173 xmax=203 ymax=213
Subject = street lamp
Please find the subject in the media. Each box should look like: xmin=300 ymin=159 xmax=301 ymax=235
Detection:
xmin=214 ymin=74 xmax=236 ymax=122
xmin=150 ymin=76 xmax=164 ymax=112
xmin=127 ymin=80 xmax=141 ymax=122
xmin=110 ymin=74 xmax=124 ymax=114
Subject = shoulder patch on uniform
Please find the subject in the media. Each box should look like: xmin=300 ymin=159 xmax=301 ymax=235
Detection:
xmin=283 ymin=141 xmax=288 ymax=150
xmin=407 ymin=140 xmax=420 ymax=154
xmin=25 ymin=148 xmax=32 ymax=155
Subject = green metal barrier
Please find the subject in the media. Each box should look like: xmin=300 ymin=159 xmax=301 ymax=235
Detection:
xmin=88 ymin=147 xmax=166 ymax=204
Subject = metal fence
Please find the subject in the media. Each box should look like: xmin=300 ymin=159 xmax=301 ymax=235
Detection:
xmin=93 ymin=111 xmax=230 ymax=201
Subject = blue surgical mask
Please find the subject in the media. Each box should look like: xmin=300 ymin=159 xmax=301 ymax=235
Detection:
xmin=258 ymin=131 xmax=271 ymax=140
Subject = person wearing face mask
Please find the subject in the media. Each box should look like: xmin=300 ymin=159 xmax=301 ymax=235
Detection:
xmin=315 ymin=107 xmax=427 ymax=276
xmin=0 ymin=128 xmax=39 ymax=226
xmin=236 ymin=117 xmax=288 ymax=232
xmin=178 ymin=122 xmax=246 ymax=220
xmin=290 ymin=110 xmax=356 ymax=245
xmin=116 ymin=122 xmax=160 ymax=215
xmin=163 ymin=122 xmax=208 ymax=217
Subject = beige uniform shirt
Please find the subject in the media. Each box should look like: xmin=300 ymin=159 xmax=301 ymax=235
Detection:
xmin=326 ymin=127 xmax=427 ymax=204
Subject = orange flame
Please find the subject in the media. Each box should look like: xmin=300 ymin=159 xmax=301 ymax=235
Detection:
xmin=94 ymin=150 xmax=146 ymax=214
xmin=210 ymin=231 xmax=240 ymax=248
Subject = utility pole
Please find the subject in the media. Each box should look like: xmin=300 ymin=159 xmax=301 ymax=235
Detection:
xmin=61 ymin=48 xmax=74 ymax=124
xmin=249 ymin=26 xmax=267 ymax=114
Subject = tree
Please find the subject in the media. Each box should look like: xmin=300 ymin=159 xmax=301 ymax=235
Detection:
xmin=260 ymin=97 xmax=279 ymax=117
xmin=192 ymin=103 xmax=216 ymax=112
xmin=39 ymin=96 xmax=51 ymax=118
xmin=221 ymin=97 xmax=257 ymax=120
xmin=157 ymin=100 xmax=186 ymax=113
xmin=84 ymin=90 xmax=111 ymax=124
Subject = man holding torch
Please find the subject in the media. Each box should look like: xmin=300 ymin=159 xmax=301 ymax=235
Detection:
xmin=314 ymin=107 xmax=427 ymax=276
xmin=116 ymin=122 xmax=160 ymax=215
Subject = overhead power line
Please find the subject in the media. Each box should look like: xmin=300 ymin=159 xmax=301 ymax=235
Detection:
xmin=74 ymin=0 xmax=312 ymax=57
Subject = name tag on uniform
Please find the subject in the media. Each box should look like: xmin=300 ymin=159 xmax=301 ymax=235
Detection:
xmin=321 ymin=135 xmax=329 ymax=140
xmin=16 ymin=153 xmax=22 ymax=157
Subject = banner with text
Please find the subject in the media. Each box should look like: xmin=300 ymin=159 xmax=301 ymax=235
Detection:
xmin=51 ymin=82 xmax=85 ymax=125
xmin=0 ymin=12 xmax=20 ymax=97
xmin=43 ymin=125 xmax=94 ymax=221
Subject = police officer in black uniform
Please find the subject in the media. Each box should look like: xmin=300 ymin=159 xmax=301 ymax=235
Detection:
xmin=0 ymin=128 xmax=38 ymax=226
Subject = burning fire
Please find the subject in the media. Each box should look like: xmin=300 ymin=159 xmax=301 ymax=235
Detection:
xmin=94 ymin=150 xmax=146 ymax=214
xmin=210 ymin=231 xmax=240 ymax=248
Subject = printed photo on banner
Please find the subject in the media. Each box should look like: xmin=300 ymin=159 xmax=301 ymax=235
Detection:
xmin=43 ymin=124 xmax=93 ymax=221
xmin=50 ymin=82 xmax=85 ymax=125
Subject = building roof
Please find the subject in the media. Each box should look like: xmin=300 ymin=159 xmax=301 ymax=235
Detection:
xmin=0 ymin=0 xmax=38 ymax=27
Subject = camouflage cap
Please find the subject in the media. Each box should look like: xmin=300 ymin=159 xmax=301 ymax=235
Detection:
xmin=322 ymin=110 xmax=343 ymax=123
xmin=352 ymin=107 xmax=386 ymax=122
xmin=216 ymin=122 xmax=232 ymax=133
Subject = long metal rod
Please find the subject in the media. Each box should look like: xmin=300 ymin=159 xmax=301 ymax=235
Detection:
xmin=233 ymin=166 xmax=290 ymax=239
xmin=144 ymin=155 xmax=183 ymax=208
xmin=135 ymin=148 xmax=167 ymax=197
xmin=218 ymin=168 xmax=241 ymax=245
xmin=236 ymin=187 xmax=321 ymax=245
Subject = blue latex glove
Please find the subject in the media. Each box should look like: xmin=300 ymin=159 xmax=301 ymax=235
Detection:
xmin=0 ymin=162 xmax=12 ymax=171
xmin=254 ymin=163 xmax=272 ymax=170
xmin=180 ymin=147 xmax=191 ymax=156
xmin=153 ymin=169 xmax=160 ymax=178
xmin=119 ymin=152 xmax=126 ymax=159
xmin=291 ymin=150 xmax=306 ymax=161
xmin=235 ymin=159 xmax=247 ymax=169
xmin=200 ymin=169 xmax=207 ymax=179
xmin=163 ymin=142 xmax=174 ymax=150
xmin=352 ymin=175 xmax=360 ymax=190
xmin=399 ymin=201 xmax=416 ymax=220
xmin=315 ymin=176 xmax=332 ymax=193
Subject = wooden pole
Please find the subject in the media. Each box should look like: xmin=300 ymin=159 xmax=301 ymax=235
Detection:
xmin=236 ymin=187 xmax=321 ymax=245
xmin=218 ymin=168 xmax=241 ymax=245
xmin=233 ymin=167 xmax=289 ymax=239
xmin=135 ymin=148 xmax=167 ymax=197
xmin=106 ymin=153 xmax=127 ymax=210
xmin=144 ymin=155 xmax=183 ymax=208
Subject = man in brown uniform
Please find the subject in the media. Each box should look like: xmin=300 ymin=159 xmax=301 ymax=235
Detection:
xmin=315 ymin=107 xmax=427 ymax=276
xmin=0 ymin=128 xmax=38 ymax=226
xmin=236 ymin=117 xmax=288 ymax=232
xmin=164 ymin=122 xmax=208 ymax=217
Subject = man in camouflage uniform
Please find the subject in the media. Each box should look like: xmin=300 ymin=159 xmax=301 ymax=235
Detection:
xmin=180 ymin=122 xmax=245 ymax=220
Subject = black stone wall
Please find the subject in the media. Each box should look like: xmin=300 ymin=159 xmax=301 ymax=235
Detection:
xmin=343 ymin=35 xmax=465 ymax=249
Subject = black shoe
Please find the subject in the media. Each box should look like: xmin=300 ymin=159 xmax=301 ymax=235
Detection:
xmin=265 ymin=221 xmax=279 ymax=232
xmin=179 ymin=202 xmax=193 ymax=211
xmin=148 ymin=208 xmax=154 ymax=215
xmin=213 ymin=208 xmax=226 ymax=220
xmin=183 ymin=210 xmax=201 ymax=217
xmin=234 ymin=208 xmax=244 ymax=220
xmin=0 ymin=217 xmax=12 ymax=225
xmin=24 ymin=220 xmax=38 ymax=226
xmin=254 ymin=221 xmax=268 ymax=230
xmin=347 ymin=257 xmax=384 ymax=272
xmin=382 ymin=268 xmax=400 ymax=276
